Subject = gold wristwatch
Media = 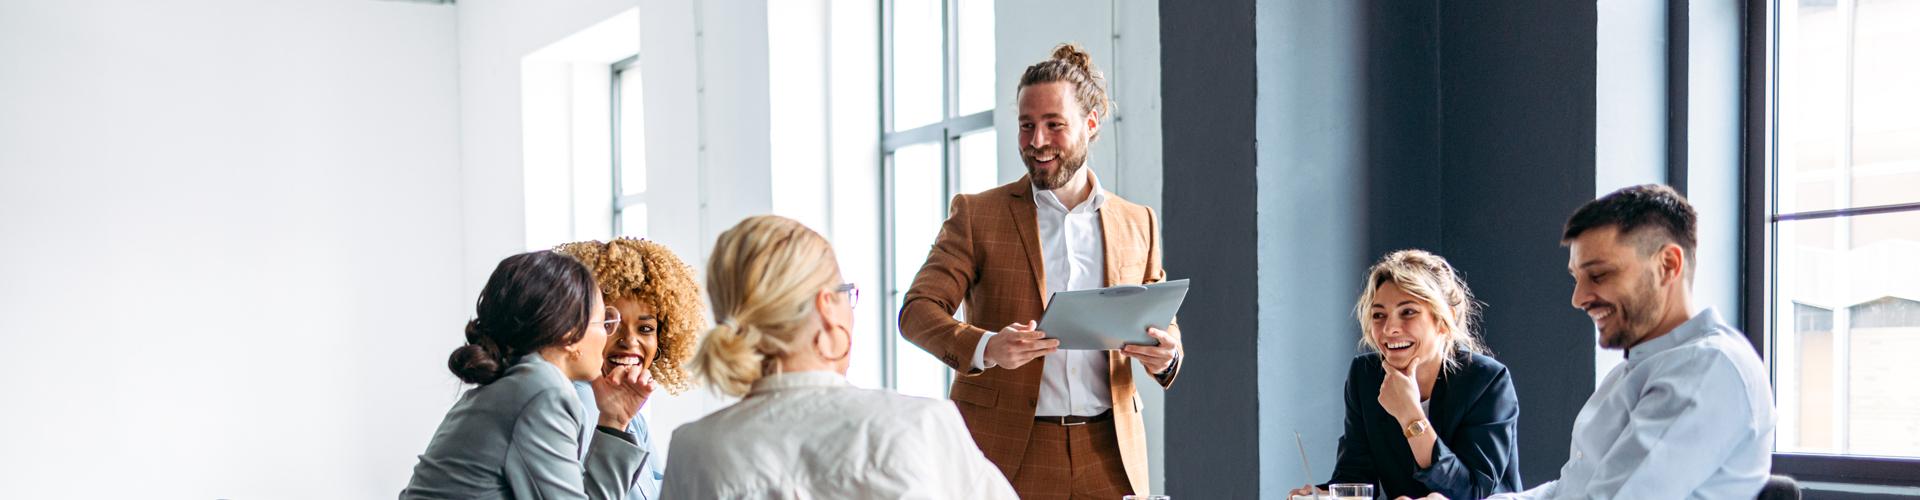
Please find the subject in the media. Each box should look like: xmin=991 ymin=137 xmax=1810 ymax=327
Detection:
xmin=1403 ymin=419 xmax=1430 ymax=438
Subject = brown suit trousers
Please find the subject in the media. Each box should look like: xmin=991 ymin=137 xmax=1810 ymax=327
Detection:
xmin=899 ymin=175 xmax=1180 ymax=496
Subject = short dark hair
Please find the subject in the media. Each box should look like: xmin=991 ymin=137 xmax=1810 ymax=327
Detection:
xmin=1562 ymin=184 xmax=1699 ymax=268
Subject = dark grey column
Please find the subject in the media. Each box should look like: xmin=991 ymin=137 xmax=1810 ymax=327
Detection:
xmin=1162 ymin=0 xmax=1606 ymax=493
xmin=1435 ymin=0 xmax=1599 ymax=487
xmin=1160 ymin=0 xmax=1261 ymax=496
xmin=1364 ymin=1 xmax=1444 ymax=257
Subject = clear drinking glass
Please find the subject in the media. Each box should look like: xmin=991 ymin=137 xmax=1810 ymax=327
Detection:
xmin=1327 ymin=483 xmax=1374 ymax=500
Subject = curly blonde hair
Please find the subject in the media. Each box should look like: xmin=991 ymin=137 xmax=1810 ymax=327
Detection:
xmin=554 ymin=238 xmax=707 ymax=393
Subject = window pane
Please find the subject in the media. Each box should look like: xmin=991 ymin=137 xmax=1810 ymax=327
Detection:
xmin=1849 ymin=0 xmax=1920 ymax=208
xmin=1778 ymin=0 xmax=1852 ymax=214
xmin=1778 ymin=0 xmax=1920 ymax=215
xmin=890 ymin=143 xmax=951 ymax=398
xmin=958 ymin=129 xmax=999 ymax=194
xmin=617 ymin=67 xmax=648 ymax=196
xmin=618 ymin=204 xmax=648 ymax=238
xmin=956 ymin=0 xmax=995 ymax=116
xmin=1774 ymin=210 xmax=1920 ymax=457
xmin=891 ymin=0 xmax=942 ymax=130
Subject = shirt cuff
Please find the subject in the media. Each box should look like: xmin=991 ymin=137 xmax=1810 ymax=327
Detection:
xmin=971 ymin=330 xmax=998 ymax=371
xmin=1155 ymin=350 xmax=1180 ymax=377
xmin=597 ymin=425 xmax=638 ymax=445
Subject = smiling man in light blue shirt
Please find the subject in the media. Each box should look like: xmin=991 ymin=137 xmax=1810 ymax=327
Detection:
xmin=1419 ymin=185 xmax=1775 ymax=500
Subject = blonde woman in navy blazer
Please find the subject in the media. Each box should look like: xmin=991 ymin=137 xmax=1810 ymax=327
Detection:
xmin=1293 ymin=250 xmax=1523 ymax=500
xmin=401 ymin=251 xmax=653 ymax=500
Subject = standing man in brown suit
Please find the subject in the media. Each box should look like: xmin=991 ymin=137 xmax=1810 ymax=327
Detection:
xmin=899 ymin=43 xmax=1183 ymax=499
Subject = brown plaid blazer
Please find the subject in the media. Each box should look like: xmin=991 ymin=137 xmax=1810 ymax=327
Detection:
xmin=898 ymin=175 xmax=1180 ymax=495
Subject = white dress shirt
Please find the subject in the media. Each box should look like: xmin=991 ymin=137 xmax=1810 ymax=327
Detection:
xmin=1491 ymin=308 xmax=1775 ymax=500
xmin=659 ymin=371 xmax=1017 ymax=499
xmin=970 ymin=170 xmax=1113 ymax=417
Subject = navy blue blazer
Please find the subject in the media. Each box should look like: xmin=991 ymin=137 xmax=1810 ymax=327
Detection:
xmin=1326 ymin=351 xmax=1522 ymax=500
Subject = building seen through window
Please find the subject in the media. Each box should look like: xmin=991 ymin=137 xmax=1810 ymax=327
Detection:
xmin=1770 ymin=0 xmax=1920 ymax=459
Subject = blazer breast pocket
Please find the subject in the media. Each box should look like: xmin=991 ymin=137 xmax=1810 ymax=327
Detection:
xmin=1118 ymin=261 xmax=1148 ymax=283
xmin=950 ymin=379 xmax=1000 ymax=409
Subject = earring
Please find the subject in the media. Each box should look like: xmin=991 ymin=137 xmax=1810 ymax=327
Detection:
xmin=823 ymin=326 xmax=852 ymax=362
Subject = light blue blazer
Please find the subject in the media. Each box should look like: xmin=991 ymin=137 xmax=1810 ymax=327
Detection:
xmin=573 ymin=381 xmax=662 ymax=500
xmin=401 ymin=354 xmax=644 ymax=500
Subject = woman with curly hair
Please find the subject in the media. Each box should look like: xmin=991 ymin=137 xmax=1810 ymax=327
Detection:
xmin=553 ymin=237 xmax=708 ymax=500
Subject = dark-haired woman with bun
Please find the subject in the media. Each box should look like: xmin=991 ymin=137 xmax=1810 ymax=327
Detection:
xmin=401 ymin=251 xmax=653 ymax=500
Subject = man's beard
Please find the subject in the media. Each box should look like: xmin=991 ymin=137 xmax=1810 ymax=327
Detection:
xmin=1024 ymin=143 xmax=1089 ymax=190
xmin=1596 ymin=270 xmax=1662 ymax=349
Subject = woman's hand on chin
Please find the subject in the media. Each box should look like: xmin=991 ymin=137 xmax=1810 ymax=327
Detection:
xmin=1377 ymin=356 xmax=1425 ymax=424
xmin=592 ymin=364 xmax=655 ymax=428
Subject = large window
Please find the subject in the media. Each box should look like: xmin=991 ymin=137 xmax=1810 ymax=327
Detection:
xmin=1758 ymin=0 xmax=1920 ymax=481
xmin=881 ymin=0 xmax=998 ymax=398
xmin=612 ymin=55 xmax=648 ymax=239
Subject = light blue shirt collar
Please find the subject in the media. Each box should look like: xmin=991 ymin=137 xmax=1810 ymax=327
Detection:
xmin=1626 ymin=307 xmax=1726 ymax=361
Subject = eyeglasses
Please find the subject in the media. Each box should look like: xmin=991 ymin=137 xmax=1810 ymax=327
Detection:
xmin=835 ymin=283 xmax=861 ymax=310
xmin=600 ymin=305 xmax=622 ymax=334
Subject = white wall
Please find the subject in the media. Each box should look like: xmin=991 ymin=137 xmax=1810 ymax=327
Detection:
xmin=457 ymin=0 xmax=779 ymax=465
xmin=1683 ymin=0 xmax=1745 ymax=329
xmin=0 ymin=1 xmax=461 ymax=497
xmin=767 ymin=0 xmax=887 ymax=388
xmin=1254 ymin=0 xmax=1369 ymax=492
xmin=639 ymin=0 xmax=779 ymax=460
xmin=1593 ymin=0 xmax=1671 ymax=382
xmin=0 ymin=0 xmax=1152 ymax=495
xmin=456 ymin=0 xmax=639 ymax=299
xmin=520 ymin=9 xmax=641 ymax=250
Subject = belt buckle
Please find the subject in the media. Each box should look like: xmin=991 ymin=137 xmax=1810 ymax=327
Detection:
xmin=1060 ymin=416 xmax=1086 ymax=427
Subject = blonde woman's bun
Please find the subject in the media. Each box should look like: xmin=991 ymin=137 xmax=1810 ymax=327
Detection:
xmin=686 ymin=215 xmax=842 ymax=396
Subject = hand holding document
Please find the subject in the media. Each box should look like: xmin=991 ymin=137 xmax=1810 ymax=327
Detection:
xmin=981 ymin=320 xmax=1058 ymax=370
xmin=1036 ymin=280 xmax=1190 ymax=350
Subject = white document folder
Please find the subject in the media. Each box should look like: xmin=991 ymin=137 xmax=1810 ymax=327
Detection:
xmin=1036 ymin=279 xmax=1190 ymax=350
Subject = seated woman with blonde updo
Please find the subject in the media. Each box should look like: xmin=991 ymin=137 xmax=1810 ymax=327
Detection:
xmin=1291 ymin=250 xmax=1522 ymax=500
xmin=659 ymin=215 xmax=1016 ymax=498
